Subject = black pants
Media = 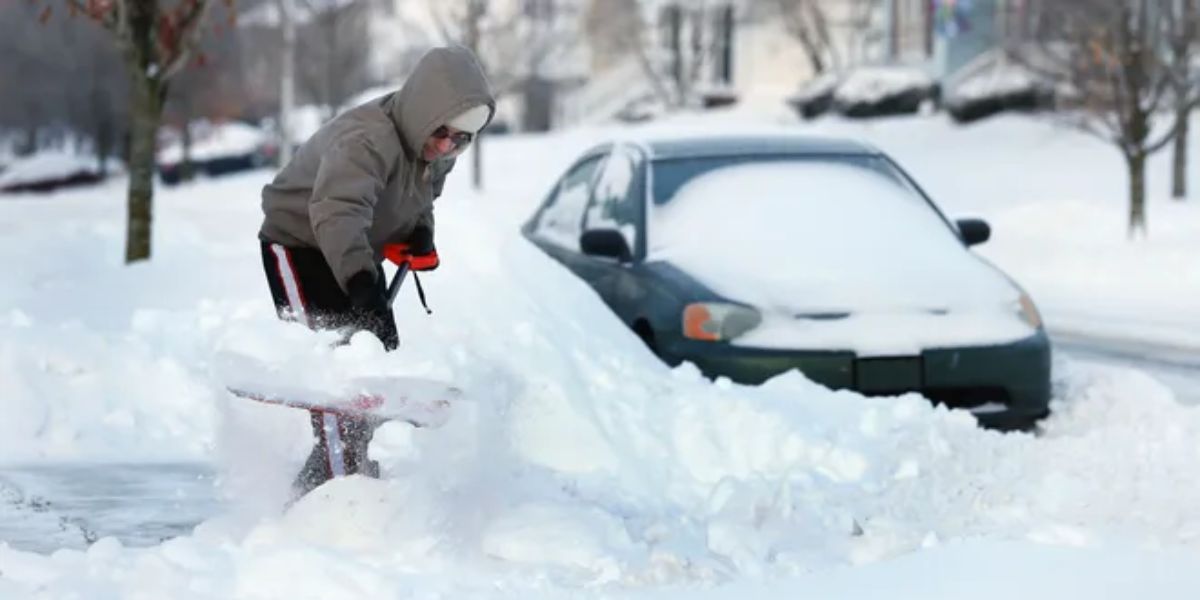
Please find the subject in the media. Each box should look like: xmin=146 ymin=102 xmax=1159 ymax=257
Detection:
xmin=260 ymin=240 xmax=398 ymax=495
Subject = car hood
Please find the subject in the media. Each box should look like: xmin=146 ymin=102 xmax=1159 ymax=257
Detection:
xmin=651 ymin=255 xmax=1034 ymax=356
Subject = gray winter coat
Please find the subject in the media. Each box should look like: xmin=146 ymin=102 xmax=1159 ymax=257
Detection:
xmin=259 ymin=46 xmax=495 ymax=290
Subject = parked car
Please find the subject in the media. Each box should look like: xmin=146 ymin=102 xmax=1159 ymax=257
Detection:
xmin=0 ymin=150 xmax=108 ymax=193
xmin=521 ymin=133 xmax=1051 ymax=431
xmin=788 ymin=66 xmax=941 ymax=121
xmin=157 ymin=121 xmax=277 ymax=185
xmin=787 ymin=72 xmax=840 ymax=120
xmin=944 ymin=53 xmax=1056 ymax=124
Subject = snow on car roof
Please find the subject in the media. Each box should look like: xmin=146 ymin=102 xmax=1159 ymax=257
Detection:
xmin=590 ymin=126 xmax=881 ymax=161
xmin=645 ymin=134 xmax=878 ymax=160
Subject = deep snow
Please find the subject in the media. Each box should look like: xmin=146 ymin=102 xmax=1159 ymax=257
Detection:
xmin=1 ymin=109 xmax=1199 ymax=598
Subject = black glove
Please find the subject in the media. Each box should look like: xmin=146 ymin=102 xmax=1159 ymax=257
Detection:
xmin=346 ymin=270 xmax=387 ymax=313
xmin=342 ymin=269 xmax=399 ymax=350
xmin=407 ymin=226 xmax=435 ymax=256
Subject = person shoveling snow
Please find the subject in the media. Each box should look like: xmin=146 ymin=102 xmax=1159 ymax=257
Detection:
xmin=252 ymin=45 xmax=495 ymax=498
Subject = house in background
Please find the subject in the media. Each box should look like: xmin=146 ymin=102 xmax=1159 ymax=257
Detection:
xmin=561 ymin=0 xmax=938 ymax=125
xmin=563 ymin=0 xmax=815 ymax=125
xmin=356 ymin=0 xmax=1044 ymax=129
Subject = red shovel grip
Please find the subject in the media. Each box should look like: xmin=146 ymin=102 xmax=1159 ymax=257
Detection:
xmin=383 ymin=243 xmax=439 ymax=271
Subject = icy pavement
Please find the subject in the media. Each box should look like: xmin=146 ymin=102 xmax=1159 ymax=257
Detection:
xmin=1051 ymin=331 xmax=1200 ymax=406
xmin=0 ymin=463 xmax=220 ymax=554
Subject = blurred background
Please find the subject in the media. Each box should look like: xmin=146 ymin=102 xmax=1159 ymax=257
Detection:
xmin=6 ymin=0 xmax=1166 ymax=196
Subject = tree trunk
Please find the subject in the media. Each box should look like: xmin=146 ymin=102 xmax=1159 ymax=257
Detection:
xmin=923 ymin=0 xmax=935 ymax=57
xmin=1126 ymin=151 xmax=1148 ymax=238
xmin=95 ymin=117 xmax=113 ymax=177
xmin=1172 ymin=105 xmax=1189 ymax=200
xmin=180 ymin=119 xmax=194 ymax=182
xmin=20 ymin=125 xmax=37 ymax=156
xmin=472 ymin=130 xmax=483 ymax=190
xmin=887 ymin=0 xmax=899 ymax=59
xmin=91 ymin=85 xmax=113 ymax=177
xmin=796 ymin=32 xmax=826 ymax=75
xmin=125 ymin=74 xmax=163 ymax=263
xmin=466 ymin=0 xmax=483 ymax=190
xmin=278 ymin=0 xmax=297 ymax=167
xmin=667 ymin=5 xmax=684 ymax=106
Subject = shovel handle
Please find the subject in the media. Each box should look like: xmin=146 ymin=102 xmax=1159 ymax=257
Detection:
xmin=386 ymin=262 xmax=410 ymax=307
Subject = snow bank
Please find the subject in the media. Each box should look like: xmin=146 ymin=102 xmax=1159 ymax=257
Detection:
xmin=0 ymin=151 xmax=104 ymax=190
xmin=158 ymin=122 xmax=269 ymax=166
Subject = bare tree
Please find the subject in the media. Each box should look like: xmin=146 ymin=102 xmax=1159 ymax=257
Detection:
xmin=1026 ymin=0 xmax=1188 ymax=237
xmin=1165 ymin=0 xmax=1200 ymax=200
xmin=295 ymin=0 xmax=373 ymax=117
xmin=163 ymin=23 xmax=252 ymax=182
xmin=842 ymin=0 xmax=884 ymax=66
xmin=586 ymin=0 xmax=726 ymax=109
xmin=62 ymin=0 xmax=236 ymax=262
xmin=1 ymin=9 xmax=71 ymax=155
xmin=767 ymin=0 xmax=839 ymax=75
xmin=69 ymin=37 xmax=128 ymax=175
xmin=1 ymin=2 xmax=127 ymax=165
xmin=276 ymin=0 xmax=297 ymax=166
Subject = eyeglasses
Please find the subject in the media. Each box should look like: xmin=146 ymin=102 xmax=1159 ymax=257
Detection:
xmin=432 ymin=125 xmax=473 ymax=147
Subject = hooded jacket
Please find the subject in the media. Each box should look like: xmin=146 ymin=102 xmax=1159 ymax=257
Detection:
xmin=259 ymin=46 xmax=494 ymax=290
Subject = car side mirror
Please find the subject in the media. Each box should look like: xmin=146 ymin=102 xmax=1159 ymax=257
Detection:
xmin=580 ymin=229 xmax=633 ymax=262
xmin=956 ymin=218 xmax=991 ymax=247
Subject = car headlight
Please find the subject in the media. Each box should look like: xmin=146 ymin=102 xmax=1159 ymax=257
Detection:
xmin=682 ymin=302 xmax=762 ymax=342
xmin=1017 ymin=292 xmax=1043 ymax=329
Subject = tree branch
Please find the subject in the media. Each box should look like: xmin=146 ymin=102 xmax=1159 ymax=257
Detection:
xmin=773 ymin=0 xmax=826 ymax=74
xmin=425 ymin=0 xmax=458 ymax=46
xmin=1146 ymin=111 xmax=1189 ymax=154
xmin=161 ymin=0 xmax=214 ymax=80
xmin=113 ymin=0 xmax=129 ymax=39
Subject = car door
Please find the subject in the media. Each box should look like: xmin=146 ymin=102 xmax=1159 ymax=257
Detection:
xmin=579 ymin=144 xmax=648 ymax=319
xmin=526 ymin=152 xmax=610 ymax=283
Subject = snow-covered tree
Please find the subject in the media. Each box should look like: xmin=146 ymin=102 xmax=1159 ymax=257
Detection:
xmin=586 ymin=0 xmax=736 ymax=109
xmin=1028 ymin=0 xmax=1195 ymax=236
xmin=767 ymin=0 xmax=840 ymax=75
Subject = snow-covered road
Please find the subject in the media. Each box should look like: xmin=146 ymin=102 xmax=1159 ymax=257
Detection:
xmin=1052 ymin=331 xmax=1200 ymax=406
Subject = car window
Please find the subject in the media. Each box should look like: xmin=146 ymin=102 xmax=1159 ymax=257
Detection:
xmin=533 ymin=155 xmax=605 ymax=251
xmin=583 ymin=144 xmax=642 ymax=255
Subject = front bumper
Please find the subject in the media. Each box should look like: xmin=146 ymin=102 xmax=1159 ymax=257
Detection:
xmin=662 ymin=331 xmax=1052 ymax=430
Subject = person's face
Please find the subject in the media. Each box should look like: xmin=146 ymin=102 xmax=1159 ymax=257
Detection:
xmin=422 ymin=125 xmax=473 ymax=161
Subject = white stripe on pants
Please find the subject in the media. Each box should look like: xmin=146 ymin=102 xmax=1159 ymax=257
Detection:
xmin=322 ymin=413 xmax=347 ymax=477
xmin=269 ymin=243 xmax=311 ymax=326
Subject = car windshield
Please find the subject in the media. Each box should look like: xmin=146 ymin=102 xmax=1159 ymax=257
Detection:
xmin=651 ymin=154 xmax=919 ymax=206
xmin=646 ymin=156 xmax=1008 ymax=314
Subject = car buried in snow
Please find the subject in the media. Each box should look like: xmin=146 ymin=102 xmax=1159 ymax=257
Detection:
xmin=520 ymin=133 xmax=1052 ymax=431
